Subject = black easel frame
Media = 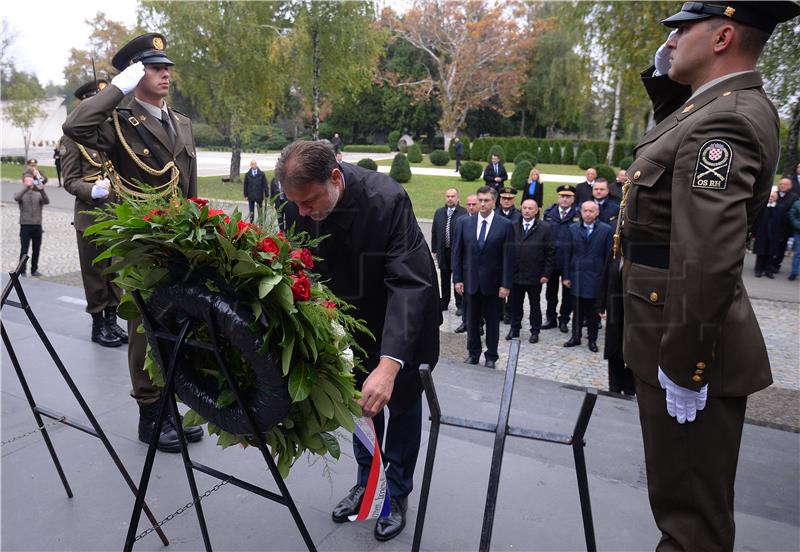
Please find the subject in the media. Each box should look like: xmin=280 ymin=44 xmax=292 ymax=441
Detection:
xmin=412 ymin=339 xmax=598 ymax=552
xmin=0 ymin=258 xmax=169 ymax=546
xmin=123 ymin=289 xmax=316 ymax=551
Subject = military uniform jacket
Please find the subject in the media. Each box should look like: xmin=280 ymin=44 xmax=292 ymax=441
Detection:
xmin=62 ymin=86 xmax=197 ymax=200
xmin=59 ymin=135 xmax=118 ymax=232
xmin=622 ymin=68 xmax=779 ymax=396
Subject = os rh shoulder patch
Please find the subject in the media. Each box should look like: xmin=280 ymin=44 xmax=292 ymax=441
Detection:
xmin=692 ymin=139 xmax=733 ymax=191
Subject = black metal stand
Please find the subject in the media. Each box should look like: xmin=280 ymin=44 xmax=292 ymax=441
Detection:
xmin=123 ymin=290 xmax=316 ymax=552
xmin=412 ymin=339 xmax=598 ymax=552
xmin=0 ymin=258 xmax=169 ymax=546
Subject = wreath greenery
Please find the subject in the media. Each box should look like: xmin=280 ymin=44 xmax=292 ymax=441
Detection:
xmin=85 ymin=196 xmax=371 ymax=477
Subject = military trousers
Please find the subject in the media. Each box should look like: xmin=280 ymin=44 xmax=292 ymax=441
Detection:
xmin=75 ymin=229 xmax=121 ymax=314
xmin=128 ymin=317 xmax=161 ymax=405
xmin=635 ymin=377 xmax=747 ymax=552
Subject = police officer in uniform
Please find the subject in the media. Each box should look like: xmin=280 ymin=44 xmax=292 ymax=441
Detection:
xmin=60 ymin=79 xmax=126 ymax=348
xmin=618 ymin=3 xmax=800 ymax=549
xmin=63 ymin=33 xmax=203 ymax=452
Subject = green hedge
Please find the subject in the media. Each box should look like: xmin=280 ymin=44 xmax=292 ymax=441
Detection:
xmin=577 ymin=149 xmax=598 ymax=170
xmin=193 ymin=123 xmax=226 ymax=148
xmin=356 ymin=158 xmax=378 ymax=171
xmin=407 ymin=143 xmax=423 ymax=163
xmin=1 ymin=155 xmax=26 ymax=165
xmin=619 ymin=156 xmax=633 ymax=170
xmin=389 ymin=153 xmax=411 ymax=183
xmin=387 ymin=130 xmax=401 ymax=151
xmin=458 ymin=137 xmax=637 ymax=167
xmin=429 ymin=150 xmax=450 ymax=166
xmin=459 ymin=161 xmax=483 ymax=181
xmin=513 ymin=152 xmax=536 ymax=166
xmin=596 ymin=164 xmax=617 ymax=183
xmin=511 ymin=160 xmax=534 ymax=191
xmin=342 ymin=145 xmax=391 ymax=153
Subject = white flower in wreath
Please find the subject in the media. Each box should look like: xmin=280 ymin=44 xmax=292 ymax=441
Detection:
xmin=340 ymin=347 xmax=354 ymax=370
xmin=330 ymin=320 xmax=346 ymax=347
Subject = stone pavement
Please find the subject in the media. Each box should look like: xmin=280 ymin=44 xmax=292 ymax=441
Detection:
xmin=2 ymin=182 xmax=798 ymax=429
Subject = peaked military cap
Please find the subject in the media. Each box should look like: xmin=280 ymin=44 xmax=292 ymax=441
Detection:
xmin=556 ymin=185 xmax=576 ymax=196
xmin=111 ymin=33 xmax=174 ymax=72
xmin=499 ymin=187 xmax=517 ymax=197
xmin=73 ymin=79 xmax=109 ymax=100
xmin=662 ymin=1 xmax=800 ymax=34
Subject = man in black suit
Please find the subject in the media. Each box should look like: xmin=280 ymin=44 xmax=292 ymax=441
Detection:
xmin=575 ymin=167 xmax=598 ymax=206
xmin=452 ymin=186 xmax=515 ymax=369
xmin=542 ymin=185 xmax=580 ymax=332
xmin=243 ymin=159 xmax=267 ymax=222
xmin=277 ymin=141 xmax=441 ymax=542
xmin=591 ymin=178 xmax=620 ymax=224
xmin=483 ymin=154 xmax=508 ymax=208
xmin=453 ymin=137 xmax=464 ymax=172
xmin=507 ymin=199 xmax=554 ymax=343
xmin=431 ymin=188 xmax=467 ymax=313
xmin=455 ymin=194 xmax=481 ymax=333
xmin=775 ymin=176 xmax=799 ymax=272
xmin=563 ymin=201 xmax=614 ymax=353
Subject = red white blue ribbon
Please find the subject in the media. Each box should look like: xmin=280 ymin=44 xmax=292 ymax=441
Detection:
xmin=349 ymin=416 xmax=391 ymax=521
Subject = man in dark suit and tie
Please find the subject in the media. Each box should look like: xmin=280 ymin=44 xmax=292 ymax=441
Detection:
xmin=542 ymin=185 xmax=580 ymax=332
xmin=453 ymin=186 xmax=515 ymax=369
xmin=243 ymin=159 xmax=268 ymax=222
xmin=483 ymin=154 xmax=508 ymax=208
xmin=592 ymin=178 xmax=620 ymax=224
xmin=575 ymin=167 xmax=598 ymax=206
xmin=277 ymin=140 xmax=441 ymax=542
xmin=431 ymin=188 xmax=467 ymax=313
xmin=507 ymin=199 xmax=554 ymax=343
xmin=563 ymin=201 xmax=613 ymax=352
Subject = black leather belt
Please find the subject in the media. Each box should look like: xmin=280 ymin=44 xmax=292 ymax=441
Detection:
xmin=621 ymin=239 xmax=670 ymax=269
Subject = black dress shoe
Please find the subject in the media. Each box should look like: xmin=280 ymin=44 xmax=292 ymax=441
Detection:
xmin=484 ymin=359 xmax=496 ymax=369
xmin=541 ymin=320 xmax=557 ymax=330
xmin=765 ymin=272 xmax=775 ymax=279
xmin=563 ymin=337 xmax=581 ymax=347
xmin=754 ymin=271 xmax=763 ymax=278
xmin=528 ymin=334 xmax=539 ymax=344
xmin=503 ymin=315 xmax=511 ymax=325
xmin=559 ymin=322 xmax=569 ymax=333
xmin=505 ymin=330 xmax=519 ymax=340
xmin=454 ymin=323 xmax=467 ymax=333
xmin=332 ymin=484 xmax=366 ymax=523
xmin=138 ymin=403 xmax=181 ymax=453
xmin=464 ymin=356 xmax=479 ymax=365
xmin=588 ymin=340 xmax=599 ymax=352
xmin=375 ymin=496 xmax=407 ymax=541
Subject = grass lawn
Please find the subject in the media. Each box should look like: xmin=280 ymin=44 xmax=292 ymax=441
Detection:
xmin=374 ymin=155 xmax=588 ymax=177
xmin=1 ymin=163 xmax=59 ymax=180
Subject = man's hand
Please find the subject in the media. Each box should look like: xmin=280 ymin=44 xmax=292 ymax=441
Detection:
xmin=91 ymin=178 xmax=111 ymax=199
xmin=455 ymin=282 xmax=464 ymax=295
xmin=494 ymin=176 xmax=501 ymax=182
xmin=357 ymin=358 xmax=400 ymax=417
xmin=499 ymin=286 xmax=510 ymax=299
xmin=658 ymin=367 xmax=708 ymax=424
xmin=539 ymin=276 xmax=548 ymax=285
xmin=563 ymin=279 xmax=572 ymax=288
xmin=654 ymin=30 xmax=677 ymax=76
xmin=111 ymin=61 xmax=145 ymax=94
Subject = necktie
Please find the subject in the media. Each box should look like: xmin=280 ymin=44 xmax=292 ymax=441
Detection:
xmin=252 ymin=169 xmax=257 ymax=177
xmin=494 ymin=164 xmax=499 ymax=175
xmin=478 ymin=219 xmax=487 ymax=248
xmin=160 ymin=113 xmax=174 ymax=149
xmin=561 ymin=209 xmax=567 ymax=220
xmin=445 ymin=208 xmax=453 ymax=248
xmin=524 ymin=222 xmax=530 ymax=235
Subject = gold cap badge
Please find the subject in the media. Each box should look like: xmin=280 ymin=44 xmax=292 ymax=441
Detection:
xmin=98 ymin=82 xmax=107 ymax=90
xmin=153 ymin=37 xmax=164 ymax=50
xmin=724 ymin=6 xmax=736 ymax=17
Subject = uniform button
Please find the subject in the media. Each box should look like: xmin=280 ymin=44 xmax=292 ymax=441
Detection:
xmin=694 ymin=369 xmax=703 ymax=375
xmin=696 ymin=362 xmax=706 ymax=370
xmin=649 ymin=291 xmax=658 ymax=303
xmin=722 ymin=91 xmax=732 ymax=96
xmin=633 ymin=170 xmax=641 ymax=180
xmin=143 ymin=148 xmax=150 ymax=155
xmin=692 ymin=375 xmax=703 ymax=383
xmin=91 ymin=152 xmax=97 ymax=157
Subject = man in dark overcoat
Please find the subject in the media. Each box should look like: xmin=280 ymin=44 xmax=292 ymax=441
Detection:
xmin=431 ymin=187 xmax=467 ymax=313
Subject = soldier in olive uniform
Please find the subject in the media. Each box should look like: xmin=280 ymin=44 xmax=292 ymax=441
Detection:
xmin=62 ymin=33 xmax=202 ymax=452
xmin=60 ymin=79 xmax=126 ymax=348
xmin=618 ymin=3 xmax=800 ymax=550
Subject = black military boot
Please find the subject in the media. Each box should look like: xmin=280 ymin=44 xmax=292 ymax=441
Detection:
xmin=138 ymin=402 xmax=181 ymax=453
xmin=91 ymin=312 xmax=123 ymax=348
xmin=105 ymin=306 xmax=128 ymax=343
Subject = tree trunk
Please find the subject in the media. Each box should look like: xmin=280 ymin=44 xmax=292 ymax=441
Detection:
xmin=785 ymin=99 xmax=800 ymax=175
xmin=443 ymin=129 xmax=456 ymax=151
xmin=519 ymin=109 xmax=526 ymax=136
xmin=22 ymin=128 xmax=31 ymax=162
xmin=607 ymin=70 xmax=623 ymax=165
xmin=311 ymin=25 xmax=321 ymax=141
xmin=229 ymin=113 xmax=242 ymax=182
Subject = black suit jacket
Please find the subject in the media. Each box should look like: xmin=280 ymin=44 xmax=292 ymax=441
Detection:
xmin=512 ymin=218 xmax=555 ymax=285
xmin=431 ymin=204 xmax=467 ymax=270
xmin=521 ymin=180 xmax=544 ymax=212
xmin=483 ymin=162 xmax=508 ymax=193
xmin=452 ymin=214 xmax=515 ymax=296
xmin=575 ymin=181 xmax=595 ymax=206
xmin=282 ymin=162 xmax=441 ymax=412
xmin=596 ymin=199 xmax=620 ymax=224
xmin=243 ymin=169 xmax=267 ymax=200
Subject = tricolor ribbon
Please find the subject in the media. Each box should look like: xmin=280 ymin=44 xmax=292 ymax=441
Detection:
xmin=348 ymin=416 xmax=391 ymax=521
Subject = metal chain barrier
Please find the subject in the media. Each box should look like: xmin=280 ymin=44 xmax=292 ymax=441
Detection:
xmin=134 ymin=476 xmax=233 ymax=542
xmin=1 ymin=417 xmax=66 ymax=447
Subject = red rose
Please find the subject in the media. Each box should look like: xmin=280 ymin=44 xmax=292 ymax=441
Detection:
xmin=290 ymin=248 xmax=314 ymax=269
xmin=144 ymin=215 xmax=151 ymax=221
xmin=290 ymin=273 xmax=311 ymax=302
xmin=322 ymin=300 xmax=336 ymax=309
xmin=258 ymin=237 xmax=280 ymax=256
xmin=224 ymin=216 xmax=231 ymax=224
xmin=189 ymin=197 xmax=209 ymax=207
xmin=235 ymin=219 xmax=250 ymax=238
xmin=207 ymin=209 xmax=226 ymax=217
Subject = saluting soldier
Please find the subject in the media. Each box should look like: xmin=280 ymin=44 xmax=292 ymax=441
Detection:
xmin=618 ymin=3 xmax=800 ymax=550
xmin=60 ymin=79 xmax=126 ymax=349
xmin=62 ymin=33 xmax=202 ymax=453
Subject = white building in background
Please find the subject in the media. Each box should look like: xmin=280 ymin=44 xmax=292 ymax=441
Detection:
xmin=1 ymin=96 xmax=67 ymax=150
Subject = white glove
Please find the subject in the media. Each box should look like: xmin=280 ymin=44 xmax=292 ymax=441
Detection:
xmin=658 ymin=367 xmax=708 ymax=424
xmin=91 ymin=178 xmax=111 ymax=199
xmin=111 ymin=61 xmax=145 ymax=94
xmin=653 ymin=30 xmax=677 ymax=76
